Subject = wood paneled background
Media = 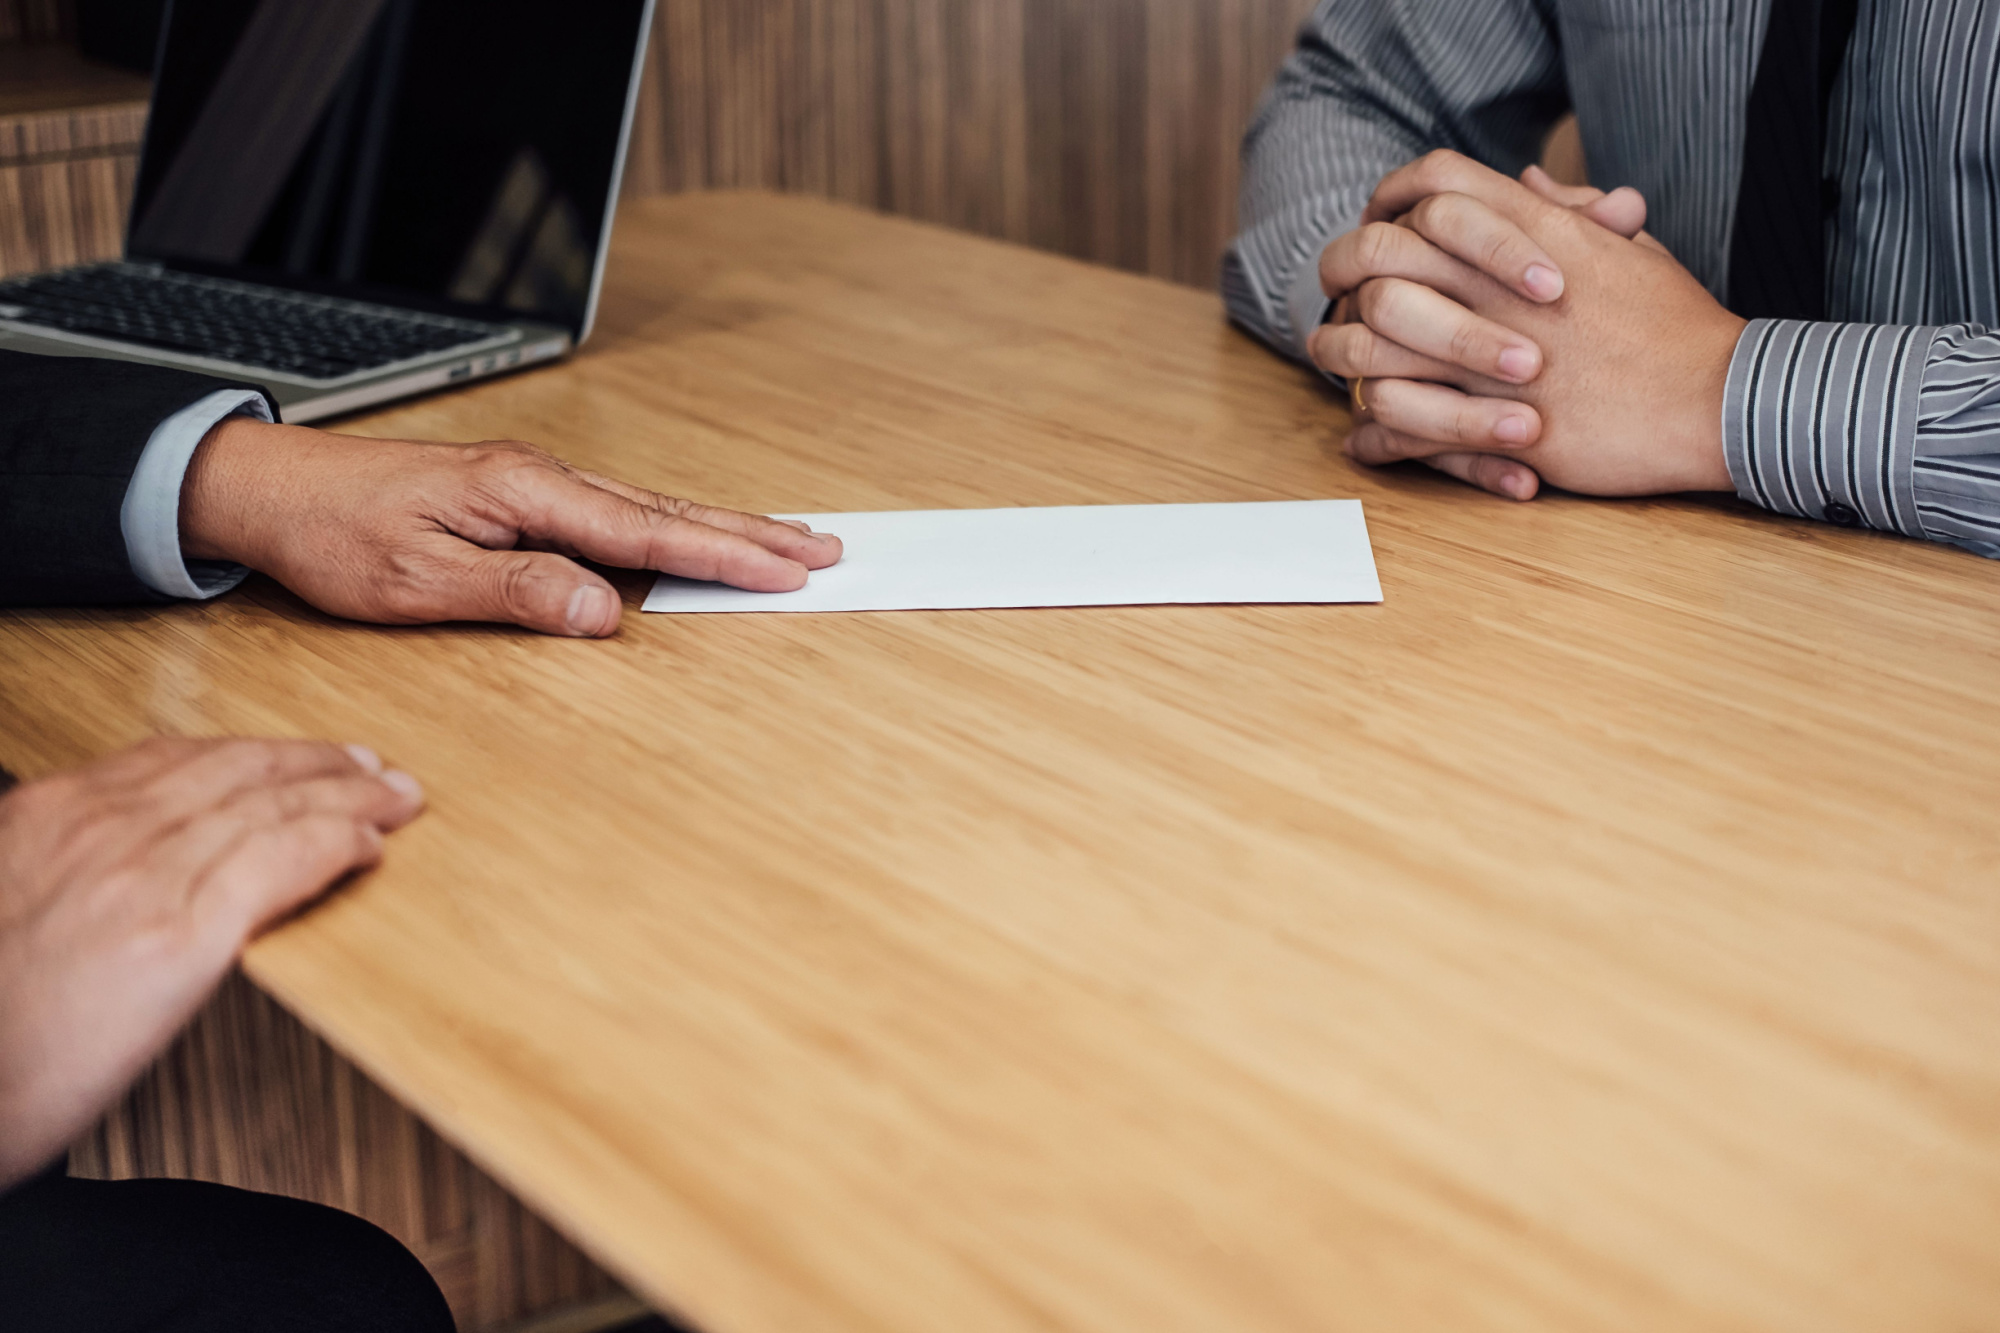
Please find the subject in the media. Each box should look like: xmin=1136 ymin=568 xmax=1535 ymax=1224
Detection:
xmin=0 ymin=96 xmax=144 ymax=276
xmin=2 ymin=0 xmax=1322 ymax=284
xmin=69 ymin=975 xmax=633 ymax=1331
xmin=0 ymin=0 xmax=71 ymax=44
xmin=625 ymin=0 xmax=1319 ymax=285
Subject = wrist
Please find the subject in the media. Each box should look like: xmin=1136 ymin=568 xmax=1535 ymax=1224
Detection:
xmin=179 ymin=415 xmax=295 ymax=565
xmin=1686 ymin=312 xmax=1749 ymax=492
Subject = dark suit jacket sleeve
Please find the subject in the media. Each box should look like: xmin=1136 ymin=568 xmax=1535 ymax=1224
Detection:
xmin=0 ymin=350 xmax=277 ymax=607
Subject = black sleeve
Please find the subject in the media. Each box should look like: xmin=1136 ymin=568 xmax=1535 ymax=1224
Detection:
xmin=0 ymin=350 xmax=276 ymax=607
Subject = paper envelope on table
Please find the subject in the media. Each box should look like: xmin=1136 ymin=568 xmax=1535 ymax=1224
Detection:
xmin=643 ymin=500 xmax=1382 ymax=614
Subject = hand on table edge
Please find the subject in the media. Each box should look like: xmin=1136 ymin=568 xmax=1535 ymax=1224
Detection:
xmin=0 ymin=737 xmax=425 ymax=1190
xmin=179 ymin=418 xmax=844 ymax=637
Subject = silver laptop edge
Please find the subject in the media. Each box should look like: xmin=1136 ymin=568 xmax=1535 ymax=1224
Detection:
xmin=579 ymin=0 xmax=659 ymax=348
xmin=0 ymin=0 xmax=657 ymax=423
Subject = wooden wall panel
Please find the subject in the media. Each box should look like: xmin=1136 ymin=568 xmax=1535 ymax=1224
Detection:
xmin=0 ymin=2 xmax=1320 ymax=286
xmin=0 ymin=0 xmax=74 ymax=45
xmin=69 ymin=973 xmax=627 ymax=1333
xmin=0 ymin=99 xmax=144 ymax=277
xmin=625 ymin=0 xmax=1319 ymax=288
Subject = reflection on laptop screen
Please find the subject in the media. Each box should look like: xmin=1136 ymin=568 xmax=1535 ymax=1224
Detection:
xmin=129 ymin=0 xmax=648 ymax=335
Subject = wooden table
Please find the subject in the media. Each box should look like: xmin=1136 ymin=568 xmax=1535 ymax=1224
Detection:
xmin=4 ymin=192 xmax=1998 ymax=1333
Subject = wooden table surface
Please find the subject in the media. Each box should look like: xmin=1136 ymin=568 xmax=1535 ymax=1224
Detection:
xmin=4 ymin=192 xmax=1998 ymax=1333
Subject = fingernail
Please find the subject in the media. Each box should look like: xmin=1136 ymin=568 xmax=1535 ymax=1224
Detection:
xmin=781 ymin=519 xmax=813 ymax=533
xmin=1506 ymin=473 xmax=1535 ymax=501
xmin=1523 ymin=264 xmax=1563 ymax=300
xmin=565 ymin=585 xmax=614 ymax=637
xmin=1494 ymin=415 xmax=1533 ymax=444
xmin=381 ymin=769 xmax=424 ymax=803
xmin=344 ymin=744 xmax=383 ymax=774
xmin=1497 ymin=346 xmax=1538 ymax=382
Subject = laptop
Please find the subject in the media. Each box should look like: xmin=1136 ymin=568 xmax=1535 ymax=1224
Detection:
xmin=0 ymin=0 xmax=655 ymax=423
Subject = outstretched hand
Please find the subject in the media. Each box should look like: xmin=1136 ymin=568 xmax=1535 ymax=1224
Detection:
xmin=0 ymin=739 xmax=424 ymax=1187
xmin=180 ymin=418 xmax=843 ymax=635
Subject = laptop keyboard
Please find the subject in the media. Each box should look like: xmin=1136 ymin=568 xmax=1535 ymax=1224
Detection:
xmin=0 ymin=264 xmax=510 ymax=381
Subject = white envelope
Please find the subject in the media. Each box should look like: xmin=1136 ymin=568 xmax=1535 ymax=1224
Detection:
xmin=643 ymin=500 xmax=1382 ymax=614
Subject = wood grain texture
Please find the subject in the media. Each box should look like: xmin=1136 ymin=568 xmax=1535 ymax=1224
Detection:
xmin=0 ymin=0 xmax=73 ymax=45
xmin=626 ymin=0 xmax=1317 ymax=286
xmin=5 ymin=191 xmax=1999 ymax=1332
xmin=0 ymin=98 xmax=144 ymax=277
xmin=0 ymin=42 xmax=149 ymax=116
xmin=67 ymin=974 xmax=623 ymax=1332
xmin=0 ymin=0 xmax=1315 ymax=287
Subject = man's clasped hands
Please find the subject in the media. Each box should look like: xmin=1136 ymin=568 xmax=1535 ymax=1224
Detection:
xmin=1312 ymin=149 xmax=1747 ymax=504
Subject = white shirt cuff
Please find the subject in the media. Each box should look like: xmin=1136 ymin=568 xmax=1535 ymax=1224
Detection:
xmin=119 ymin=388 xmax=272 ymax=600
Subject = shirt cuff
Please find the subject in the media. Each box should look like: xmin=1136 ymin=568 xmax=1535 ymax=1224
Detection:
xmin=119 ymin=388 xmax=272 ymax=600
xmin=1722 ymin=319 xmax=1938 ymax=538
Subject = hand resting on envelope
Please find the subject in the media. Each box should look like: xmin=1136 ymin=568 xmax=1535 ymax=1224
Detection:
xmin=179 ymin=417 xmax=842 ymax=636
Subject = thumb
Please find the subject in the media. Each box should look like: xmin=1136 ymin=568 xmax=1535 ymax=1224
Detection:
xmin=1520 ymin=165 xmax=1649 ymax=239
xmin=1576 ymin=186 xmax=1648 ymax=239
xmin=439 ymin=544 xmax=624 ymax=637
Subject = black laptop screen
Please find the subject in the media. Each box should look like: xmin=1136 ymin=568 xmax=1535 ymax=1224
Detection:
xmin=128 ymin=0 xmax=649 ymax=335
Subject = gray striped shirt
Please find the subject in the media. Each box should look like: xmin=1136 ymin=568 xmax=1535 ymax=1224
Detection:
xmin=1225 ymin=0 xmax=2000 ymax=557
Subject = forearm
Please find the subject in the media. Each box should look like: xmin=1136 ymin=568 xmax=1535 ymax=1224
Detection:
xmin=1224 ymin=0 xmax=1568 ymax=360
xmin=1724 ymin=320 xmax=2000 ymax=556
xmin=0 ymin=350 xmax=274 ymax=607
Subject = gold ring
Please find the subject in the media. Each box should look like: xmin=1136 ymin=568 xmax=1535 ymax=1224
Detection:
xmin=1349 ymin=375 xmax=1368 ymax=416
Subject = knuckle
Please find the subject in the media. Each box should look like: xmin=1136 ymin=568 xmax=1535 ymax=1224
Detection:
xmin=1409 ymin=193 xmax=1453 ymax=234
xmin=1453 ymin=403 xmax=1491 ymax=447
xmin=1354 ymin=222 xmax=1402 ymax=273
xmin=1418 ymin=148 xmax=1466 ymax=186
xmin=1355 ymin=277 xmax=1400 ymax=325
xmin=491 ymin=556 xmax=545 ymax=613
xmin=466 ymin=444 xmax=552 ymax=492
xmin=1374 ymin=425 xmax=1419 ymax=461
xmin=1447 ymin=319 xmax=1487 ymax=365
xmin=221 ymin=737 xmax=288 ymax=780
xmin=1478 ymin=226 xmax=1522 ymax=275
xmin=1323 ymin=324 xmax=1371 ymax=374
xmin=1344 ymin=324 xmax=1385 ymax=373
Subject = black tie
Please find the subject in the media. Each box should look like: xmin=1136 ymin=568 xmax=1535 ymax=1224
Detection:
xmin=1726 ymin=0 xmax=1861 ymax=320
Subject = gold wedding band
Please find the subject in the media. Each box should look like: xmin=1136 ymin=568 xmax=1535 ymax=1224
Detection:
xmin=1349 ymin=375 xmax=1368 ymax=416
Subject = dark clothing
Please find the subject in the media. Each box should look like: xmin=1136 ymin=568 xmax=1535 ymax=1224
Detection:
xmin=0 ymin=349 xmax=264 ymax=607
xmin=2 ymin=354 xmax=445 ymax=1326
xmin=0 ymin=1164 xmax=455 ymax=1333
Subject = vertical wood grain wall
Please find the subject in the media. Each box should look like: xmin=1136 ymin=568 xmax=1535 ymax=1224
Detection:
xmin=0 ymin=100 xmax=145 ymax=276
xmin=70 ymin=974 xmax=627 ymax=1332
xmin=625 ymin=0 xmax=1318 ymax=287
xmin=0 ymin=0 xmax=72 ymax=44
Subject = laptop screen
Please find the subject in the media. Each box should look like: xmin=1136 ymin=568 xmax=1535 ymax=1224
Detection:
xmin=128 ymin=0 xmax=650 ymax=337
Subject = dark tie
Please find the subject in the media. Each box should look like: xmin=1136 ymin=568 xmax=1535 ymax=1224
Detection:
xmin=1726 ymin=0 xmax=1862 ymax=320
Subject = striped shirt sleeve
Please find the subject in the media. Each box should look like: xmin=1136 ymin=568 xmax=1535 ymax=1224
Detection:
xmin=1723 ymin=321 xmax=2000 ymax=558
xmin=1224 ymin=0 xmax=1568 ymax=362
